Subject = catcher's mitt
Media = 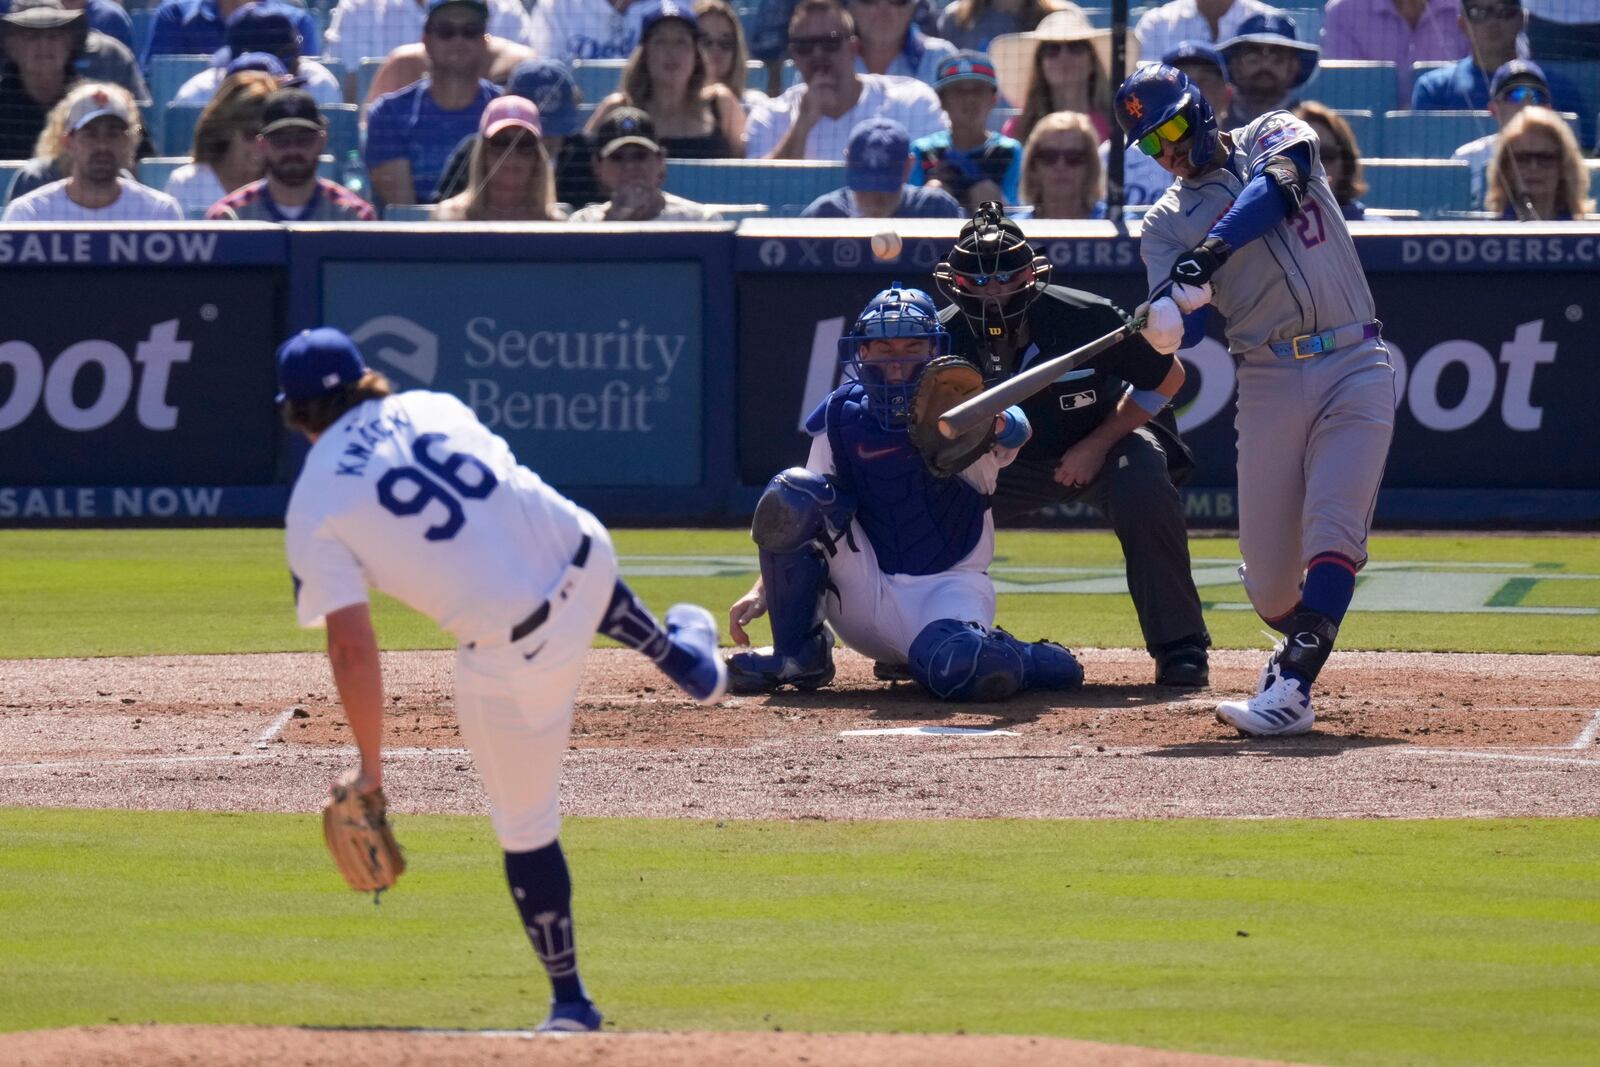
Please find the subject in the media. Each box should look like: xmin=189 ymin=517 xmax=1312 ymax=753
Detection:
xmin=323 ymin=775 xmax=406 ymax=896
xmin=908 ymin=356 xmax=995 ymax=477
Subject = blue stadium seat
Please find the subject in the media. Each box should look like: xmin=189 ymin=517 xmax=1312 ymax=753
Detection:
xmin=383 ymin=203 xmax=435 ymax=221
xmin=1331 ymin=108 xmax=1373 ymax=155
xmin=0 ymin=160 xmax=25 ymax=205
xmin=1301 ymin=61 xmax=1398 ymax=115
xmin=162 ymin=102 xmax=205 ymax=156
xmin=664 ymin=158 xmax=846 ymax=214
xmin=1380 ymin=110 xmax=1496 ymax=159
xmin=1539 ymin=60 xmax=1600 ymax=148
xmin=148 ymin=54 xmax=212 ymax=109
xmin=320 ymin=103 xmax=359 ymax=159
xmin=1360 ymin=158 xmax=1471 ymax=216
xmin=1588 ymin=161 xmax=1600 ymax=206
xmin=1280 ymin=6 xmax=1324 ymax=42
xmin=135 ymin=156 xmax=190 ymax=192
xmin=357 ymin=56 xmax=385 ymax=104
xmin=572 ymin=60 xmax=627 ymax=104
xmin=131 ymin=8 xmax=156 ymax=59
xmin=316 ymin=56 xmax=345 ymax=87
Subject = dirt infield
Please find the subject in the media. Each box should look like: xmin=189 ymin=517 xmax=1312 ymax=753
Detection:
xmin=1 ymin=647 xmax=1596 ymax=1065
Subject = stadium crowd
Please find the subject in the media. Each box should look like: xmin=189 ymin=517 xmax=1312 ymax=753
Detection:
xmin=0 ymin=0 xmax=1595 ymax=221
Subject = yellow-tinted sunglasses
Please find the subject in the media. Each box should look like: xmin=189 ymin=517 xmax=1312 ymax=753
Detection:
xmin=1136 ymin=113 xmax=1191 ymax=157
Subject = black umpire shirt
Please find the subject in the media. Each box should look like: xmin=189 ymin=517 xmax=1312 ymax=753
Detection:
xmin=939 ymin=284 xmax=1192 ymax=470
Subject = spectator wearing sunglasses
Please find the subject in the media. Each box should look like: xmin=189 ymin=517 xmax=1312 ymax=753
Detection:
xmin=328 ymin=0 xmax=530 ymax=102
xmin=1216 ymin=13 xmax=1316 ymax=127
xmin=1412 ymin=1 xmax=1527 ymax=110
xmin=569 ymin=105 xmax=723 ymax=220
xmin=802 ymin=115 xmax=962 ymax=215
xmin=910 ymin=50 xmax=1021 ymax=208
xmin=1453 ymin=61 xmax=1552 ymax=206
xmin=1522 ymin=1 xmax=1600 ymax=62
xmin=1486 ymin=104 xmax=1593 ymax=219
xmin=694 ymin=0 xmax=769 ymax=112
xmin=1321 ymin=1 xmax=1468 ymax=104
xmin=435 ymin=94 xmax=561 ymax=220
xmin=365 ymin=0 xmax=502 ymax=207
xmin=586 ymin=0 xmax=744 ymax=160
xmin=1292 ymin=100 xmax=1374 ymax=221
xmin=207 ymin=87 xmax=376 ymax=220
xmin=989 ymin=6 xmax=1130 ymax=146
xmin=847 ymin=0 xmax=957 ymax=87
xmin=1013 ymin=109 xmax=1101 ymax=217
xmin=746 ymin=0 xmax=945 ymax=160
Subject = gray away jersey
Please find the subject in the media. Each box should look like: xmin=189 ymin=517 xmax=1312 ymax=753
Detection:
xmin=1138 ymin=111 xmax=1375 ymax=360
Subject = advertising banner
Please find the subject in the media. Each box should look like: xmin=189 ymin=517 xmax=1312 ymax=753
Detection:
xmin=322 ymin=261 xmax=705 ymax=487
xmin=0 ymin=268 xmax=283 ymax=489
xmin=735 ymin=261 xmax=1598 ymax=515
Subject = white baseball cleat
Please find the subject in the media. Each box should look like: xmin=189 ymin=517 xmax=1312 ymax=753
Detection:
xmin=1216 ymin=673 xmax=1314 ymax=737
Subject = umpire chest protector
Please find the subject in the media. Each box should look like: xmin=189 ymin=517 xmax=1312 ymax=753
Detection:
xmin=819 ymin=385 xmax=988 ymax=577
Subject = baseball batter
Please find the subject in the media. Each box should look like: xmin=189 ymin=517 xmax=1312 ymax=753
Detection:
xmin=1117 ymin=65 xmax=1396 ymax=737
xmin=725 ymin=285 xmax=1084 ymax=702
xmin=278 ymin=327 xmax=726 ymax=1032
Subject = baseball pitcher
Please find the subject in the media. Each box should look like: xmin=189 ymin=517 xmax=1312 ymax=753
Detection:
xmin=1117 ymin=65 xmax=1396 ymax=737
xmin=279 ymin=328 xmax=726 ymax=1032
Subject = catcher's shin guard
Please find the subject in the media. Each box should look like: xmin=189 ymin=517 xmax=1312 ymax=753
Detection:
xmin=909 ymin=619 xmax=1026 ymax=702
xmin=992 ymin=628 xmax=1084 ymax=691
xmin=751 ymin=468 xmax=855 ymax=554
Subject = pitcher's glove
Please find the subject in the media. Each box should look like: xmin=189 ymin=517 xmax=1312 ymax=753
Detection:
xmin=908 ymin=356 xmax=995 ymax=478
xmin=323 ymin=774 xmax=406 ymax=896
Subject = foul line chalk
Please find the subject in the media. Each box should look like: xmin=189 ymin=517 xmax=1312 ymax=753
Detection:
xmin=0 ymin=746 xmax=472 ymax=773
xmin=1404 ymin=748 xmax=1600 ymax=768
xmin=254 ymin=708 xmax=297 ymax=749
xmin=839 ymin=726 xmax=1018 ymax=737
xmin=1572 ymin=709 xmax=1600 ymax=750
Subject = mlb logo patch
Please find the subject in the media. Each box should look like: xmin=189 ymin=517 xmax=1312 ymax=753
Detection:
xmin=1059 ymin=390 xmax=1096 ymax=411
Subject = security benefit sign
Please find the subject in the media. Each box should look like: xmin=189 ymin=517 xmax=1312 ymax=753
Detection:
xmin=0 ymin=268 xmax=281 ymax=490
xmin=323 ymin=262 xmax=703 ymax=486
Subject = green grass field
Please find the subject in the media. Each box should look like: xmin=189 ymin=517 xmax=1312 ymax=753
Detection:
xmin=3 ymin=529 xmax=1597 ymax=659
xmin=3 ymin=528 xmax=1598 ymax=1064
xmin=1 ymin=810 xmax=1597 ymax=1066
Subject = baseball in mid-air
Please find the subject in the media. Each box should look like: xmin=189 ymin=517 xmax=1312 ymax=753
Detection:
xmin=871 ymin=230 xmax=903 ymax=262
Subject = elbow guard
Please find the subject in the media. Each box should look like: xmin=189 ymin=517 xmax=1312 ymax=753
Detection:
xmin=1263 ymin=153 xmax=1309 ymax=213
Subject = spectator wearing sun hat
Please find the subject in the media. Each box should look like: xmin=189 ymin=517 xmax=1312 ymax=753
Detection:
xmin=909 ymin=49 xmax=1021 ymax=207
xmin=803 ymin=115 xmax=963 ymax=217
xmin=1218 ymin=11 xmax=1317 ymax=126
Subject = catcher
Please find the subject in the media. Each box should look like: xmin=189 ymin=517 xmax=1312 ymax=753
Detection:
xmin=724 ymin=284 xmax=1084 ymax=702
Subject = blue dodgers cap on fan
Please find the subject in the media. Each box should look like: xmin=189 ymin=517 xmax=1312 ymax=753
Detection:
xmin=1489 ymin=59 xmax=1549 ymax=100
xmin=639 ymin=0 xmax=698 ymax=38
xmin=1162 ymin=40 xmax=1228 ymax=83
xmin=508 ymin=58 xmax=582 ymax=136
xmin=276 ymin=328 xmax=367 ymax=404
xmin=226 ymin=50 xmax=290 ymax=79
xmin=846 ymin=117 xmax=910 ymax=193
xmin=222 ymin=3 xmax=301 ymax=62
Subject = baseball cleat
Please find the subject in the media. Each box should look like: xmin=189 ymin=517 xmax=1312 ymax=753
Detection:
xmin=726 ymin=630 xmax=835 ymax=694
xmin=536 ymin=999 xmax=603 ymax=1033
xmin=662 ymin=603 xmax=728 ymax=705
xmin=1155 ymin=642 xmax=1210 ymax=687
xmin=1216 ymin=673 xmax=1314 ymax=737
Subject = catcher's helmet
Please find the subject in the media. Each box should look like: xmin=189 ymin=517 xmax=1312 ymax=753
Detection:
xmin=839 ymin=283 xmax=950 ymax=430
xmin=1114 ymin=64 xmax=1219 ymax=168
xmin=933 ymin=202 xmax=1051 ymax=343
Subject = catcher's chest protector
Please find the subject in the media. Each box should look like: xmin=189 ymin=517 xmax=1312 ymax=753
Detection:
xmin=826 ymin=388 xmax=988 ymax=577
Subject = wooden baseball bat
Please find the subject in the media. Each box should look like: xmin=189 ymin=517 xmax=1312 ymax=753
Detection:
xmin=936 ymin=317 xmax=1143 ymax=441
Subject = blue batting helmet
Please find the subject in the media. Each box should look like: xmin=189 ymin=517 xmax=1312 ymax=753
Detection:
xmin=1114 ymin=64 xmax=1219 ymax=168
xmin=839 ymin=283 xmax=950 ymax=430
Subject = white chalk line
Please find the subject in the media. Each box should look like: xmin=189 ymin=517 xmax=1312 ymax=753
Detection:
xmin=253 ymin=708 xmax=297 ymax=750
xmin=1402 ymin=748 xmax=1600 ymax=768
xmin=0 ymin=746 xmax=470 ymax=773
xmin=1571 ymin=710 xmax=1600 ymax=750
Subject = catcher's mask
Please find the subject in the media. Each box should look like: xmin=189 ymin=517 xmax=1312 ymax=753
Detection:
xmin=839 ymin=283 xmax=950 ymax=430
xmin=933 ymin=202 xmax=1051 ymax=343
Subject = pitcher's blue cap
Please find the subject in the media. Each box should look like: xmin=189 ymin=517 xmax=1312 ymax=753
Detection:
xmin=276 ymin=328 xmax=366 ymax=404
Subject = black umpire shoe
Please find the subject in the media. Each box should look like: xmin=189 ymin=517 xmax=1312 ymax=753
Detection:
xmin=1155 ymin=641 xmax=1210 ymax=688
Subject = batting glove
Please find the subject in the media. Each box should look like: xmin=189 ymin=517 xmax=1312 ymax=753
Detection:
xmin=1169 ymin=236 xmax=1231 ymax=287
xmin=1171 ymin=281 xmax=1213 ymax=314
xmin=1138 ymin=297 xmax=1184 ymax=354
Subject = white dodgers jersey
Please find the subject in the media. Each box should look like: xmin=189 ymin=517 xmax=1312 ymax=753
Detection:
xmin=286 ymin=390 xmax=590 ymax=643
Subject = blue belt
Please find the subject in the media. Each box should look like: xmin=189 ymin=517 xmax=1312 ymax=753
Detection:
xmin=1268 ymin=320 xmax=1382 ymax=360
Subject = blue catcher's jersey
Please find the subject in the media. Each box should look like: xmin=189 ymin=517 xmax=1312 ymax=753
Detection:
xmin=806 ymin=383 xmax=990 ymax=577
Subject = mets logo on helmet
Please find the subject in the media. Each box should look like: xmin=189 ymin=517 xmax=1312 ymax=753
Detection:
xmin=1124 ymin=94 xmax=1144 ymax=119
